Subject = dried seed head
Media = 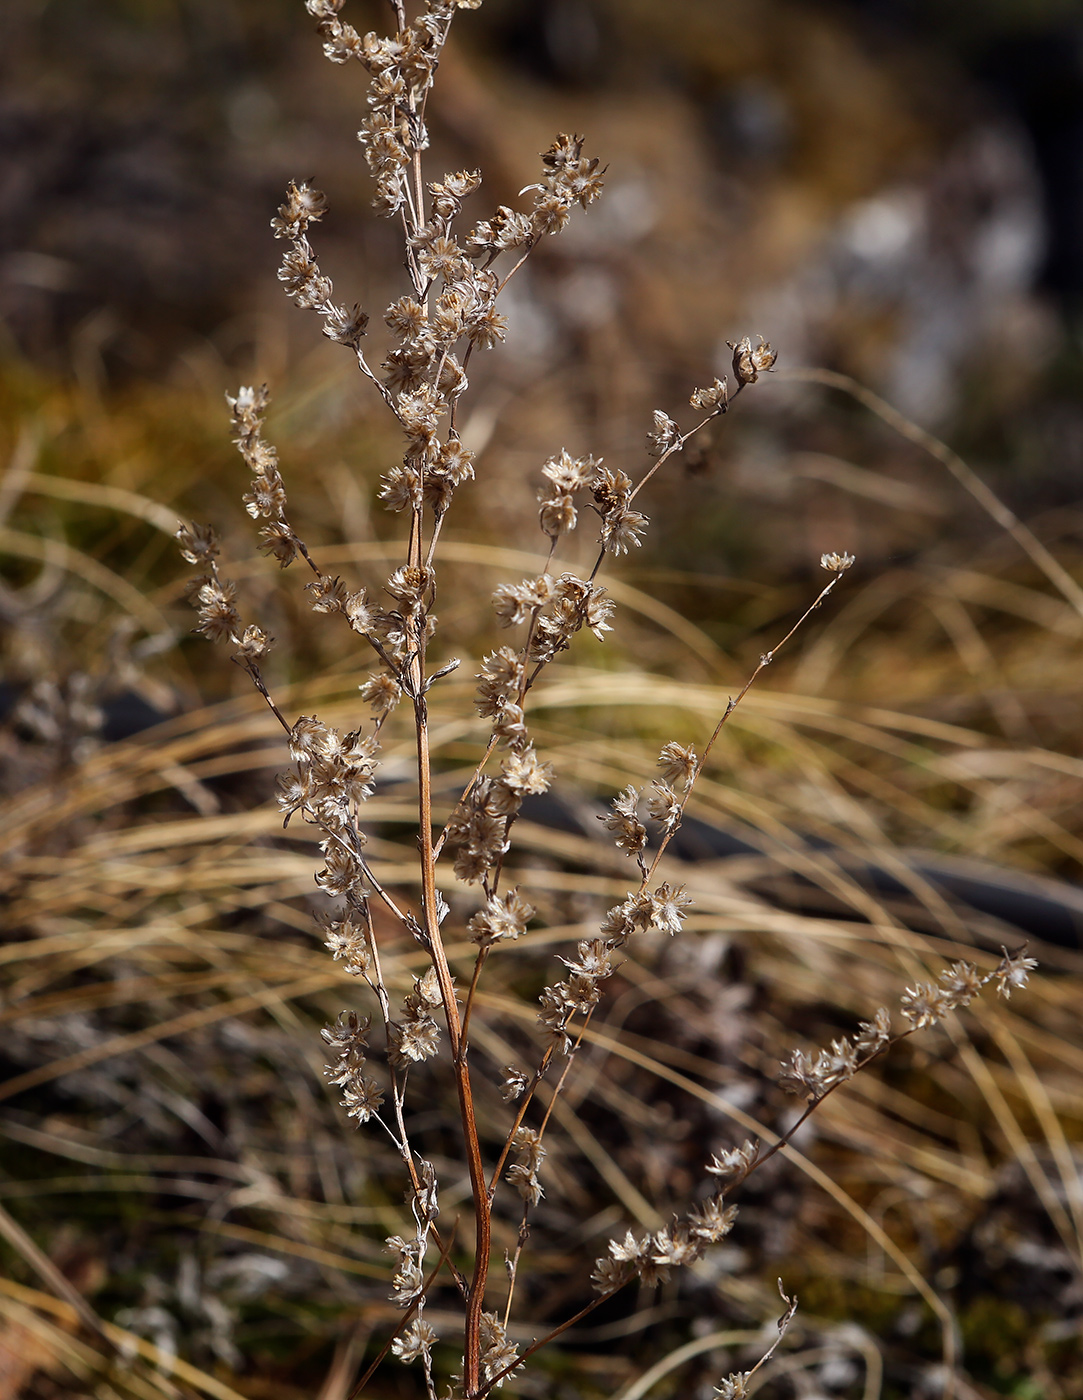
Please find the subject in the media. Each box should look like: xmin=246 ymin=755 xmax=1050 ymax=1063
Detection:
xmin=500 ymin=1066 xmax=529 ymax=1102
xmin=820 ymin=551 xmax=856 ymax=573
xmin=899 ymin=981 xmax=950 ymax=1029
xmin=539 ymin=492 xmax=577 ymax=539
xmin=645 ymin=780 xmax=681 ymax=832
xmin=688 ymin=1197 xmax=739 ymax=1243
xmin=599 ymin=504 xmax=649 ymax=555
xmin=384 ymin=565 xmax=433 ymax=609
xmin=436 ymin=437 xmax=475 ymax=484
xmin=227 ymin=383 xmax=270 ymax=437
xmin=854 ymin=1007 xmax=891 ymax=1056
xmin=542 ymin=449 xmax=598 ymax=493
xmin=707 ymin=1139 xmax=758 ymax=1181
xmin=322 ymin=302 xmax=369 ymax=347
xmin=600 ymin=785 xmax=647 ymax=854
xmin=271 ymin=179 xmax=328 ymax=240
xmin=778 ymin=1048 xmax=822 ymax=1101
xmin=176 ymin=521 xmax=219 ymax=566
xmin=559 ymin=939 xmax=613 ymax=980
xmin=499 ymin=745 xmax=553 ymax=797
xmin=315 ymin=843 xmax=367 ymax=898
xmin=468 ymin=889 xmax=535 ymax=948
xmin=193 ymin=578 xmax=242 ymax=644
xmin=258 ymin=520 xmax=298 ymax=568
xmin=389 ymin=1016 xmax=441 ymax=1065
xmin=391 ymin=1318 xmax=437 ymax=1366
xmin=690 ymin=377 xmax=728 ymax=412
xmin=646 ymin=410 xmax=682 ymax=458
xmin=360 ymin=671 xmax=402 ymax=716
xmin=306 ymin=574 xmax=350 ymax=613
xmin=478 ymin=1311 xmax=520 ymax=1386
xmin=386 ymin=1236 xmax=424 ymax=1305
xmin=233 ymin=625 xmax=273 ymax=661
xmin=938 ymin=961 xmax=983 ymax=1008
xmin=657 ymin=741 xmax=697 ymax=790
xmin=320 ymin=912 xmax=372 ymax=978
xmin=728 ymin=335 xmax=777 ymax=385
xmin=995 ymin=946 xmax=1038 ymax=999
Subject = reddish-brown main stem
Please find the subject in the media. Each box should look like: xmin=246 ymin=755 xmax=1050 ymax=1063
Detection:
xmin=409 ymin=513 xmax=490 ymax=1397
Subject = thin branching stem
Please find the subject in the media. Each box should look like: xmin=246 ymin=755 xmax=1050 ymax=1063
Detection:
xmin=642 ymin=571 xmax=847 ymax=889
xmin=347 ymin=1227 xmax=458 ymax=1400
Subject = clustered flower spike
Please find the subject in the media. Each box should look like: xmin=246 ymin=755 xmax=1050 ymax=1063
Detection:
xmin=177 ymin=423 xmax=278 ymax=662
xmin=320 ymin=910 xmax=372 ymax=979
xmin=520 ymin=132 xmax=606 ymax=238
xmin=781 ymin=949 xmax=1039 ymax=1103
xmin=468 ymin=889 xmax=535 ymax=948
xmin=591 ymin=1196 xmax=738 ymax=1294
xmin=537 ymin=936 xmax=612 ymax=1052
xmin=474 ymin=571 xmax=613 ymax=770
xmin=277 ymin=715 xmax=380 ymax=840
xmin=537 ymin=877 xmax=694 ymax=1054
xmin=301 ymin=7 xmax=605 ymax=535
xmin=321 ymin=1009 xmax=384 ymax=1125
xmin=478 ymin=1311 xmax=519 ymax=1388
xmin=385 ymin=1154 xmax=441 ymax=1368
xmin=506 ymin=1126 xmax=546 ymax=1206
xmin=495 ymin=572 xmax=615 ymax=662
xmin=443 ymin=778 xmax=514 ymax=885
xmin=178 ymin=401 xmax=282 ymax=650
xmin=273 ymin=188 xmax=369 ymax=349
xmin=389 ymin=968 xmax=443 ymax=1068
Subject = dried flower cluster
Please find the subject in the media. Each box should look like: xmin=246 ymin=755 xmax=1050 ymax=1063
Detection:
xmin=385 ymin=1153 xmax=441 ymax=1376
xmin=591 ymin=1196 xmax=739 ymax=1293
xmin=174 ymin=2 xmax=1037 ymax=1396
xmin=779 ymin=948 xmax=1037 ymax=1104
xmin=321 ymin=1008 xmax=384 ymax=1124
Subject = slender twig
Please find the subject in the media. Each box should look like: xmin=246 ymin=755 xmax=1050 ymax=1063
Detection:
xmin=487 ymin=1048 xmax=556 ymax=1195
xmin=642 ymin=569 xmax=848 ymax=887
xmin=494 ymin=1015 xmax=594 ymax=1325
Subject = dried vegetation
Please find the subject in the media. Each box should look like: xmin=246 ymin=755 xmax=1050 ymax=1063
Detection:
xmin=1 ymin=3 xmax=1082 ymax=1399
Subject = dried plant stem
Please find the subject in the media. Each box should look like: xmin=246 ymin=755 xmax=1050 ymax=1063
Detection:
xmin=348 ymin=1229 xmax=460 ymax=1400
xmin=486 ymin=1051 xmax=556 ymax=1193
xmin=644 ymin=569 xmax=848 ymax=888
xmin=499 ymin=1025 xmax=588 ymax=1328
xmin=628 ymin=390 xmax=743 ymax=508
xmin=405 ymin=505 xmax=492 ymax=1395
xmin=171 ymin=7 xmax=1043 ymax=1394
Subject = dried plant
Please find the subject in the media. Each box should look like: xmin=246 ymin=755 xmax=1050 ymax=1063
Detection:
xmin=172 ymin=3 xmax=1038 ymax=1397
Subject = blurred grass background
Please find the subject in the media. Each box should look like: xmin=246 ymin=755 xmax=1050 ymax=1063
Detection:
xmin=2 ymin=1 xmax=1083 ymax=1397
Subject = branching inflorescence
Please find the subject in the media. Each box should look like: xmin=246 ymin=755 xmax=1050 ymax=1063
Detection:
xmin=177 ymin=2 xmax=1036 ymax=1396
